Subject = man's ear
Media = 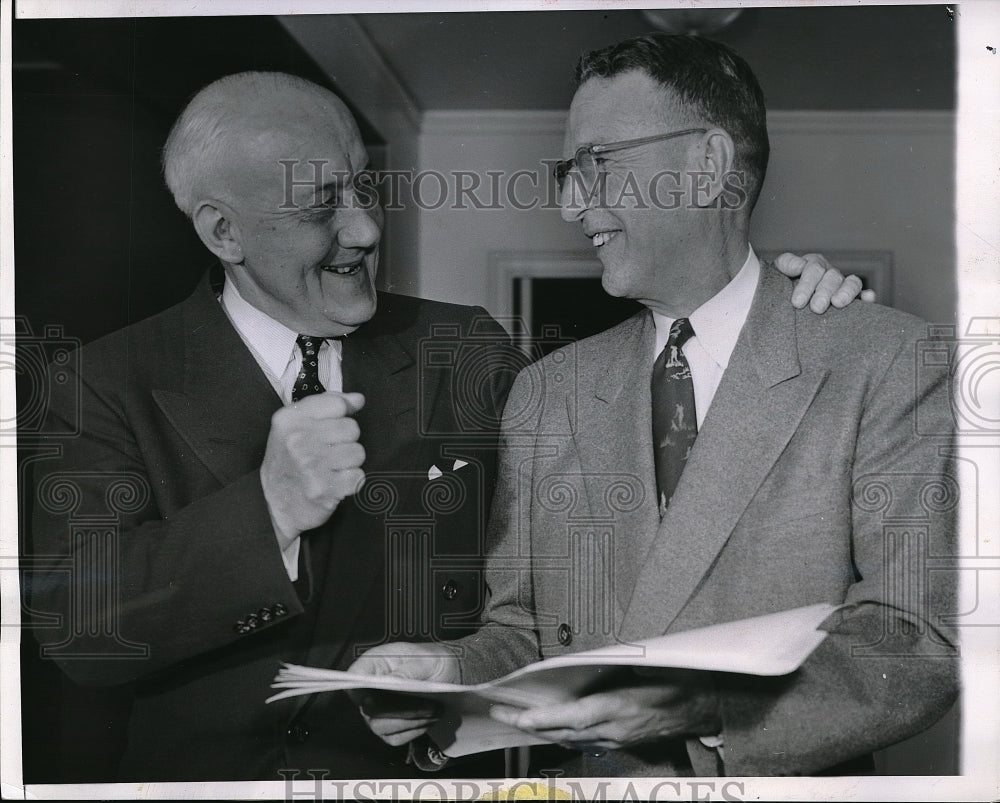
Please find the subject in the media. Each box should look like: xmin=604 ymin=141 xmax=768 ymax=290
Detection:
xmin=192 ymin=200 xmax=244 ymax=265
xmin=691 ymin=128 xmax=737 ymax=208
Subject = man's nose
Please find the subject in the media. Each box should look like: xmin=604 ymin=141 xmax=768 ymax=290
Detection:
xmin=336 ymin=206 xmax=382 ymax=250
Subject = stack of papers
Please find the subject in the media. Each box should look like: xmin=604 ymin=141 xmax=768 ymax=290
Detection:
xmin=267 ymin=602 xmax=837 ymax=757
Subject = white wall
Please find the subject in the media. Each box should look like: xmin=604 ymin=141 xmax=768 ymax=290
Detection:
xmin=417 ymin=110 xmax=956 ymax=325
xmin=416 ymin=111 xmax=576 ymax=307
xmin=755 ymin=111 xmax=955 ymax=323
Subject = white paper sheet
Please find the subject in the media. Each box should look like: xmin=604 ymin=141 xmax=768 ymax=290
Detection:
xmin=267 ymin=602 xmax=838 ymax=756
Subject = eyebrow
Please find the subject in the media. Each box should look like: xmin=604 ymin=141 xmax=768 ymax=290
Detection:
xmin=301 ymin=175 xmax=347 ymax=209
xmin=277 ymin=157 xmax=372 ymax=216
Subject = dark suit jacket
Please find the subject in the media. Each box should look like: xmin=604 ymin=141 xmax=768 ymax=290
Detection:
xmin=455 ymin=266 xmax=959 ymax=776
xmin=28 ymin=274 xmax=513 ymax=781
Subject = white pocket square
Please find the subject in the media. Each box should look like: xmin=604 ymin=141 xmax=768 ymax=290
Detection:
xmin=427 ymin=459 xmax=470 ymax=481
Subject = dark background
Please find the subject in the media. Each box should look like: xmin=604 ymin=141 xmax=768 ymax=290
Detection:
xmin=14 ymin=15 xmax=349 ymax=783
xmin=13 ymin=15 xmax=383 ymax=348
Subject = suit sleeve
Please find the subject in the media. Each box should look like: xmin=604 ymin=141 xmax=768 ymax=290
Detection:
xmin=28 ymin=358 xmax=304 ymax=687
xmin=698 ymin=323 xmax=960 ymax=776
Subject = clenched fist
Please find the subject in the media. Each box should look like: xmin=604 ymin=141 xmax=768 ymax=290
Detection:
xmin=260 ymin=391 xmax=366 ymax=544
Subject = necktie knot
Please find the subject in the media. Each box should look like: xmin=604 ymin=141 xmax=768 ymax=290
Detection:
xmin=668 ymin=317 xmax=695 ymax=349
xmin=292 ymin=335 xmax=327 ymax=401
xmin=296 ymin=334 xmax=324 ymax=356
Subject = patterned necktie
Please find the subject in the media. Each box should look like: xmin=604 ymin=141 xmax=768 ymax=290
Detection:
xmin=290 ymin=334 xmax=331 ymax=602
xmin=292 ymin=335 xmax=326 ymax=402
xmin=651 ymin=318 xmax=698 ymax=517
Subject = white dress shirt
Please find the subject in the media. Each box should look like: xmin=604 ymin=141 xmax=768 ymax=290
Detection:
xmin=220 ymin=279 xmax=344 ymax=581
xmin=651 ymin=247 xmax=760 ymax=427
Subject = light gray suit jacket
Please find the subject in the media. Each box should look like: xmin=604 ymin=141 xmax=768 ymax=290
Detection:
xmin=454 ymin=265 xmax=958 ymax=776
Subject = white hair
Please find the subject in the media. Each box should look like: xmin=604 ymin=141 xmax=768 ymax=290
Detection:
xmin=162 ymin=71 xmax=341 ymax=217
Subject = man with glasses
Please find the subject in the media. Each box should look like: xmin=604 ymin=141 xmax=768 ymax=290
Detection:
xmin=25 ymin=67 xmax=860 ymax=782
xmin=354 ymin=34 xmax=958 ymax=777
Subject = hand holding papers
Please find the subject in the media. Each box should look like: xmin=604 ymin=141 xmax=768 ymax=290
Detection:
xmin=346 ymin=642 xmax=460 ymax=748
xmin=268 ymin=603 xmax=838 ymax=757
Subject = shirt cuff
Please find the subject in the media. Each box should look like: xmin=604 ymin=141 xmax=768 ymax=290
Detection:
xmin=280 ymin=536 xmax=301 ymax=582
xmin=267 ymin=503 xmax=301 ymax=582
xmin=699 ymin=734 xmax=724 ymax=749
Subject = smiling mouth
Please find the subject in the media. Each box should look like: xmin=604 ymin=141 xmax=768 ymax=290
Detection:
xmin=590 ymin=231 xmax=620 ymax=247
xmin=322 ymin=261 xmax=364 ymax=275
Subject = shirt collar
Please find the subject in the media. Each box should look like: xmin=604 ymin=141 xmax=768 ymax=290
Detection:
xmin=220 ymin=278 xmax=299 ymax=381
xmin=652 ymin=246 xmax=760 ymax=370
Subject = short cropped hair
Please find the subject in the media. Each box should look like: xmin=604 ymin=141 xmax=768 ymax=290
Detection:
xmin=162 ymin=71 xmax=336 ymax=217
xmin=576 ymin=34 xmax=770 ymax=213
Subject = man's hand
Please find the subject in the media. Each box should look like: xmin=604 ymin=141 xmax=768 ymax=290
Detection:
xmin=775 ymin=252 xmax=877 ymax=312
xmin=489 ymin=669 xmax=721 ymax=752
xmin=260 ymin=391 xmax=366 ymax=542
xmin=347 ymin=642 xmax=460 ymax=747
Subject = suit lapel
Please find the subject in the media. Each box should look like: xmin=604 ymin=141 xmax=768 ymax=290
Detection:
xmin=152 ymin=276 xmax=282 ymax=484
xmin=342 ymin=317 xmax=420 ymax=471
xmin=300 ymin=310 xmax=433 ymax=678
xmin=573 ymin=312 xmax=663 ymax=611
xmin=619 ymin=267 xmax=829 ymax=641
xmin=148 ymin=282 xmax=433 ymax=716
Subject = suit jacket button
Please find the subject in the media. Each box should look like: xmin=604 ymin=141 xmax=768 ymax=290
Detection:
xmin=557 ymin=623 xmax=573 ymax=646
xmin=245 ymin=613 xmax=260 ymax=629
xmin=441 ymin=579 xmax=459 ymax=601
xmin=273 ymin=603 xmax=288 ymax=617
xmin=258 ymin=607 xmax=273 ymax=623
xmin=287 ymin=723 xmax=310 ymax=744
xmin=234 ymin=621 xmax=250 ymax=635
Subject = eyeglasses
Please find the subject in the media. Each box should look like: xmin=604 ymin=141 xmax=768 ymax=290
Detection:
xmin=553 ymin=129 xmax=707 ymax=192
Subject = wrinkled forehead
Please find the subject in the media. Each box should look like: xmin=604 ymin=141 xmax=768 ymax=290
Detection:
xmin=565 ymin=71 xmax=680 ymax=151
xmin=245 ymin=93 xmax=365 ymax=169
xmin=225 ymin=99 xmax=368 ymax=201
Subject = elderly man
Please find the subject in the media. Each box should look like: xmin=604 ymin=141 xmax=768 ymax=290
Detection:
xmin=28 ymin=69 xmax=864 ymax=782
xmin=353 ymin=35 xmax=958 ymax=778
xmin=28 ymin=71 xmax=514 ymax=781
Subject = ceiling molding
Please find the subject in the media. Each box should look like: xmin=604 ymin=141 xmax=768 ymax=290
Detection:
xmin=422 ymin=109 xmax=955 ymax=138
xmin=278 ymin=14 xmax=422 ymax=135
